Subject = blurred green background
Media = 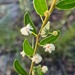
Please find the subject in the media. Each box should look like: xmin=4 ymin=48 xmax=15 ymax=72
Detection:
xmin=0 ymin=0 xmax=75 ymax=75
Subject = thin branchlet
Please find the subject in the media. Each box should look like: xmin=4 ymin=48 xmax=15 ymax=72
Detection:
xmin=29 ymin=0 xmax=57 ymax=75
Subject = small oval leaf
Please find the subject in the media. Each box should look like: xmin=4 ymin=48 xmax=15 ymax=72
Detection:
xmin=23 ymin=39 xmax=34 ymax=56
xmin=14 ymin=59 xmax=28 ymax=75
xmin=56 ymin=0 xmax=75 ymax=10
xmin=24 ymin=12 xmax=36 ymax=33
xmin=40 ymin=30 xmax=60 ymax=45
xmin=33 ymin=0 xmax=48 ymax=15
xmin=33 ymin=65 xmax=44 ymax=75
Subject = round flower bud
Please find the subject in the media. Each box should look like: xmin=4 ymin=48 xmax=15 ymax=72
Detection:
xmin=32 ymin=54 xmax=42 ymax=64
xmin=42 ymin=66 xmax=48 ymax=73
xmin=52 ymin=31 xmax=58 ymax=36
xmin=43 ymin=44 xmax=55 ymax=53
xmin=20 ymin=24 xmax=33 ymax=36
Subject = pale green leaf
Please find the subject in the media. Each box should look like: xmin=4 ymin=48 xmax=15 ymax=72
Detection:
xmin=56 ymin=0 xmax=75 ymax=10
xmin=33 ymin=0 xmax=48 ymax=15
xmin=33 ymin=65 xmax=44 ymax=75
xmin=14 ymin=59 xmax=28 ymax=75
xmin=40 ymin=30 xmax=60 ymax=45
xmin=23 ymin=39 xmax=34 ymax=56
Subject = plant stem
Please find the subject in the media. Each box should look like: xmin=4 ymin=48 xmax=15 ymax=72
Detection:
xmin=42 ymin=0 xmax=57 ymax=28
xmin=40 ymin=16 xmax=44 ymax=23
xmin=29 ymin=34 xmax=39 ymax=75
xmin=29 ymin=0 xmax=57 ymax=75
xmin=49 ymin=0 xmax=57 ymax=14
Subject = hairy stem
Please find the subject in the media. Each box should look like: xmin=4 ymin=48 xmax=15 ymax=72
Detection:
xmin=29 ymin=0 xmax=57 ymax=75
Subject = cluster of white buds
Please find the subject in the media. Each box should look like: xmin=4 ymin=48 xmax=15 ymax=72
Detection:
xmin=43 ymin=44 xmax=55 ymax=53
xmin=32 ymin=54 xmax=42 ymax=64
xmin=31 ymin=54 xmax=48 ymax=73
xmin=41 ymin=66 xmax=48 ymax=73
xmin=20 ymin=24 xmax=33 ymax=36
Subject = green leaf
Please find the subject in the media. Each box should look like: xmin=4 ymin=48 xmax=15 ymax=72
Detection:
xmin=33 ymin=0 xmax=48 ymax=15
xmin=40 ymin=30 xmax=60 ymax=45
xmin=14 ymin=59 xmax=28 ymax=75
xmin=24 ymin=12 xmax=36 ymax=33
xmin=41 ymin=21 xmax=50 ymax=37
xmin=23 ymin=39 xmax=34 ymax=56
xmin=33 ymin=65 xmax=44 ymax=75
xmin=56 ymin=0 xmax=75 ymax=10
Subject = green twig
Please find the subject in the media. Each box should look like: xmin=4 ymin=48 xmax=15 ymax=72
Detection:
xmin=29 ymin=0 xmax=57 ymax=75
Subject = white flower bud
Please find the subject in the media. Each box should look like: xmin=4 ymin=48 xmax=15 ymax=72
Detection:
xmin=32 ymin=54 xmax=42 ymax=64
xmin=42 ymin=66 xmax=48 ymax=73
xmin=20 ymin=24 xmax=33 ymax=36
xmin=20 ymin=51 xmax=25 ymax=57
xmin=52 ymin=31 xmax=58 ymax=36
xmin=43 ymin=44 xmax=55 ymax=53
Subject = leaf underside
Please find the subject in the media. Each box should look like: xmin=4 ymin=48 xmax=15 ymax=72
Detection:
xmin=14 ymin=59 xmax=28 ymax=75
xmin=23 ymin=39 xmax=34 ymax=56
